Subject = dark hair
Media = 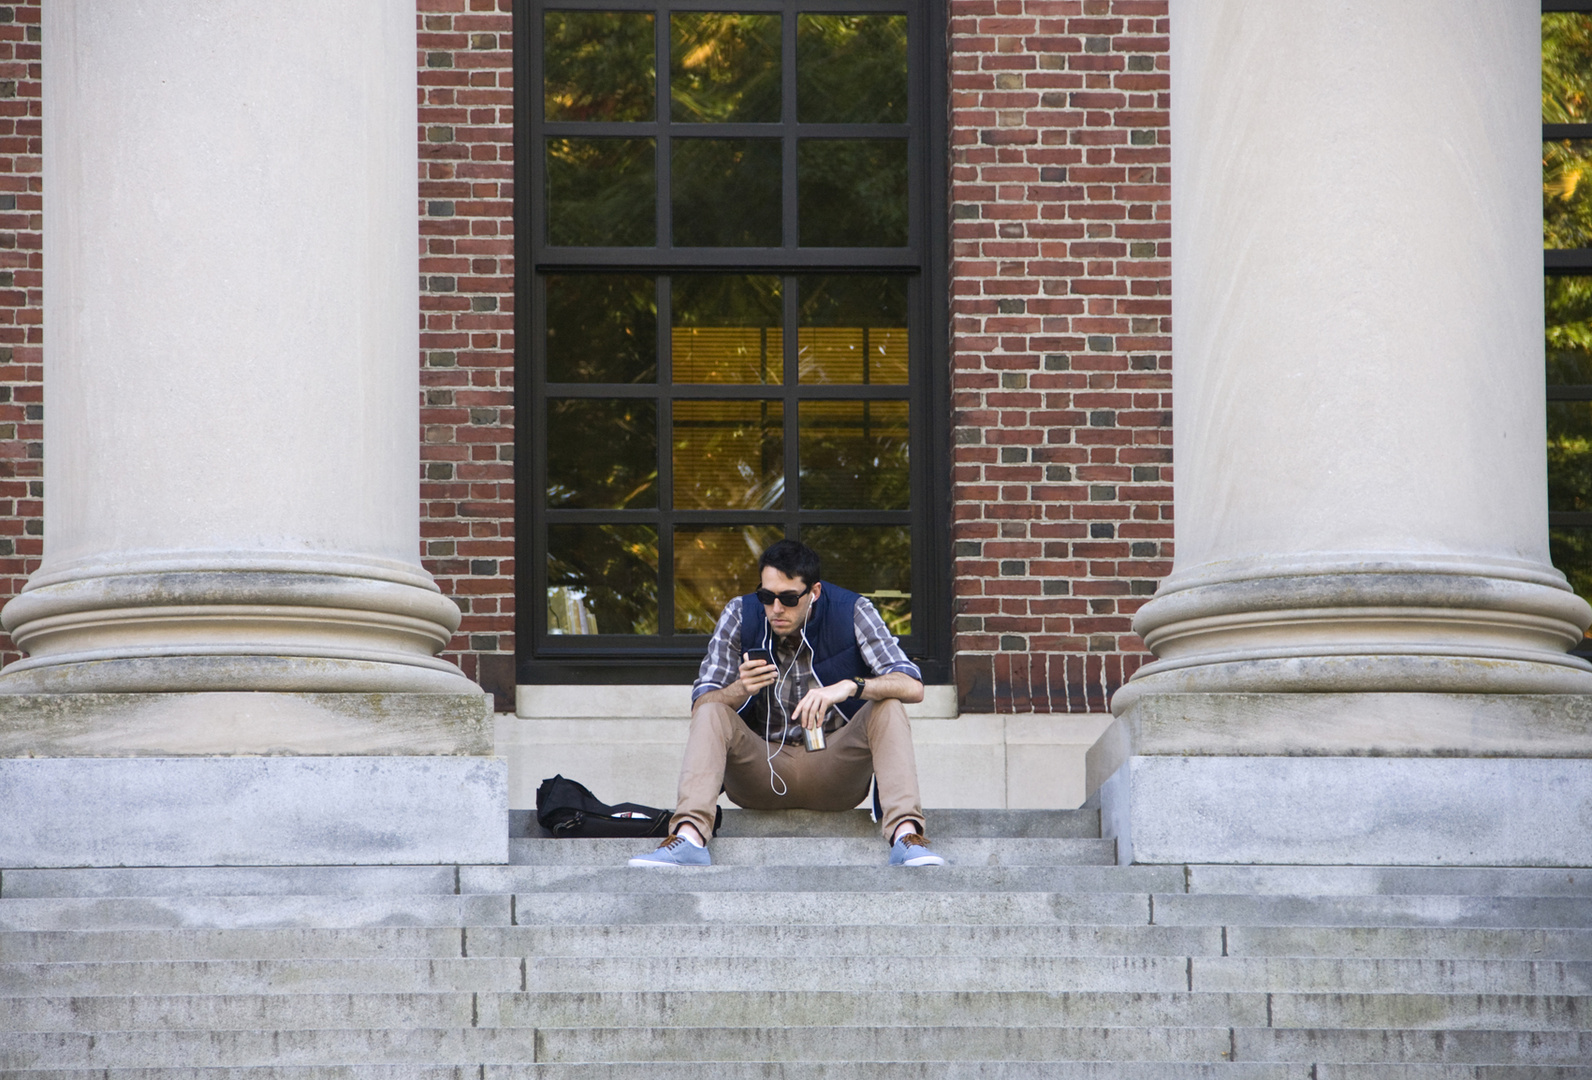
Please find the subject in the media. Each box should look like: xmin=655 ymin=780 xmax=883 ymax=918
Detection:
xmin=758 ymin=538 xmax=821 ymax=587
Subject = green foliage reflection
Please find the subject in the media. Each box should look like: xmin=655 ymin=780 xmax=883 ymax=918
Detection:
xmin=547 ymin=525 xmax=659 ymax=635
xmin=1543 ymin=14 xmax=1592 ymax=248
xmin=797 ymin=14 xmax=908 ymax=124
xmin=671 ymin=13 xmax=781 ymax=123
xmin=546 ymin=398 xmax=658 ymax=509
xmin=543 ymin=11 xmax=655 ymax=122
xmin=546 ymin=275 xmax=658 ymax=383
xmin=546 ymin=138 xmax=656 ymax=247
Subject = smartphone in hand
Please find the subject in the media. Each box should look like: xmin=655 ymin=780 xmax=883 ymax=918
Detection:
xmin=745 ymin=648 xmax=772 ymax=666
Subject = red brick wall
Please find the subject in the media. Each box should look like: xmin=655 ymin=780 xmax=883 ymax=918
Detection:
xmin=946 ymin=0 xmax=1172 ymax=713
xmin=0 ymin=0 xmax=39 ymax=669
xmin=417 ymin=0 xmax=518 ymax=710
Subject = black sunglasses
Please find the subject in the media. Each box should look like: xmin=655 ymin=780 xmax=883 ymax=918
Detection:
xmin=755 ymin=583 xmax=813 ymax=607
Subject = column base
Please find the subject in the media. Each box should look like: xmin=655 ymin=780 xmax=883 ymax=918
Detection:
xmin=0 ymin=654 xmax=481 ymax=695
xmin=0 ymin=755 xmax=508 ymax=867
xmin=1098 ymin=692 xmax=1592 ymax=867
xmin=0 ymin=691 xmax=493 ymax=757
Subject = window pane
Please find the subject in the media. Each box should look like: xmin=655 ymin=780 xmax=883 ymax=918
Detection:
xmin=673 ymin=525 xmax=784 ymax=632
xmin=672 ymin=138 xmax=783 ymax=246
xmin=547 ymin=524 xmax=659 ymax=635
xmin=1544 ymin=13 xmax=1592 ymax=124
xmin=1545 ymin=139 xmax=1592 ymax=250
xmin=1547 ymin=276 xmax=1592 ymax=387
xmin=797 ymin=14 xmax=908 ymax=124
xmin=798 ymin=400 xmax=909 ymax=509
xmin=673 ymin=399 xmax=785 ymax=510
xmin=547 ymin=137 xmax=656 ymax=246
xmin=547 ymin=398 xmax=658 ymax=509
xmin=547 ymin=275 xmax=657 ymax=383
xmin=798 ymin=275 xmax=910 ymax=384
xmin=798 ymin=139 xmax=908 ymax=247
xmin=671 ymin=12 xmax=781 ymax=123
xmin=672 ymin=275 xmax=783 ymax=384
xmin=1549 ymin=401 xmax=1592 ymax=516
xmin=543 ymin=10 xmax=656 ymax=122
xmin=803 ymin=525 xmax=912 ymax=637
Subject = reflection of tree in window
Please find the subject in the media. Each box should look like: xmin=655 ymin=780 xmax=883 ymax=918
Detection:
xmin=546 ymin=137 xmax=656 ymax=246
xmin=543 ymin=10 xmax=655 ymax=122
xmin=671 ymin=13 xmax=781 ymax=123
xmin=546 ymin=275 xmax=657 ymax=383
xmin=547 ymin=525 xmax=660 ymax=635
xmin=546 ymin=399 xmax=658 ymax=509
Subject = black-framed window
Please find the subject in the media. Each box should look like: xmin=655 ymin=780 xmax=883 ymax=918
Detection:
xmin=1544 ymin=2 xmax=1592 ymax=648
xmin=515 ymin=1 xmax=950 ymax=684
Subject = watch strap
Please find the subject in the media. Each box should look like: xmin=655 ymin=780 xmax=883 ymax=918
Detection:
xmin=852 ymin=676 xmax=868 ymax=698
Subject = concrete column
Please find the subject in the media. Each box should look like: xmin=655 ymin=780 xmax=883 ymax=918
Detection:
xmin=1099 ymin=0 xmax=1592 ymax=866
xmin=1 ymin=0 xmax=475 ymax=695
xmin=0 ymin=1 xmax=504 ymax=867
xmin=1118 ymin=0 xmax=1592 ymax=706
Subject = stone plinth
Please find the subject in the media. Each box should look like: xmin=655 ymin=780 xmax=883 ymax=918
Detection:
xmin=1097 ymin=693 xmax=1592 ymax=866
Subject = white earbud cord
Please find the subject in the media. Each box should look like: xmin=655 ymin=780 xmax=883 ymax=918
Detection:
xmin=763 ymin=624 xmax=788 ymax=796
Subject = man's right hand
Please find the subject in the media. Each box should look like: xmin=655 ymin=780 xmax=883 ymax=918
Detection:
xmin=737 ymin=656 xmax=778 ymax=695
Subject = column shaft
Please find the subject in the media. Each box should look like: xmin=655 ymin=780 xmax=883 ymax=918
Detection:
xmin=2 ymin=0 xmax=473 ymax=693
xmin=1116 ymin=0 xmax=1592 ymax=710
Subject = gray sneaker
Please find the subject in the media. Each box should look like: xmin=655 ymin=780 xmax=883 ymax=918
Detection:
xmin=889 ymin=833 xmax=946 ymax=867
xmin=628 ymin=834 xmax=712 ymax=867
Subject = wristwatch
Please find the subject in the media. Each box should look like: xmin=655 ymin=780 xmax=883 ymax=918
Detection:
xmin=852 ymin=676 xmax=868 ymax=699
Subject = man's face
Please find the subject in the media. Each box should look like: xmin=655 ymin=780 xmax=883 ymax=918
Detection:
xmin=760 ymin=566 xmax=821 ymax=639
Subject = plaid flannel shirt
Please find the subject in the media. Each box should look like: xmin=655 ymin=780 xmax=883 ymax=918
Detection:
xmin=691 ymin=593 xmax=923 ymax=744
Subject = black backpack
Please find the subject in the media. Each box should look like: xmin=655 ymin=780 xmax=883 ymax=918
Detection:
xmin=533 ymin=774 xmax=721 ymax=839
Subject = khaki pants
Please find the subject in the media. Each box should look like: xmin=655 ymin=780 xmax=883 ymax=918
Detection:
xmin=672 ymin=698 xmax=926 ymax=844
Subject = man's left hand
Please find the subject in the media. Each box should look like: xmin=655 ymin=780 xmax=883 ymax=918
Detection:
xmin=792 ymin=680 xmax=854 ymax=730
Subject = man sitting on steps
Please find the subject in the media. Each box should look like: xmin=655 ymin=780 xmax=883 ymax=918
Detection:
xmin=629 ymin=538 xmax=945 ymax=868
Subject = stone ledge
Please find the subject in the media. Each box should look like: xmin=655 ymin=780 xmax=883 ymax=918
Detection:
xmin=1117 ymin=692 xmax=1592 ymax=758
xmin=0 ymin=692 xmax=493 ymax=757
xmin=1105 ymin=755 xmax=1592 ymax=867
xmin=0 ymin=755 xmax=508 ymax=867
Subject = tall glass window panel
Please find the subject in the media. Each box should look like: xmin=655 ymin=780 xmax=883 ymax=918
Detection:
xmin=673 ymin=525 xmax=784 ymax=632
xmin=796 ymin=14 xmax=908 ymax=124
xmin=546 ymin=399 xmax=658 ymax=509
xmin=547 ymin=524 xmax=659 ymax=635
xmin=798 ymin=139 xmax=909 ymax=247
xmin=546 ymin=137 xmax=656 ymax=246
xmin=798 ymin=275 xmax=909 ymax=384
xmin=670 ymin=12 xmax=781 ymax=123
xmin=803 ymin=524 xmax=912 ymax=636
xmin=1548 ymin=274 xmax=1592 ymax=608
xmin=672 ymin=275 xmax=782 ymax=384
xmin=1544 ymin=13 xmax=1592 ymax=126
xmin=543 ymin=9 xmax=656 ymax=122
xmin=673 ymin=400 xmax=785 ymax=510
xmin=673 ymin=138 xmax=783 ymax=246
xmin=546 ymin=275 xmax=658 ymax=383
xmin=1547 ymin=140 xmax=1592 ymax=249
xmin=798 ymin=400 xmax=909 ymax=509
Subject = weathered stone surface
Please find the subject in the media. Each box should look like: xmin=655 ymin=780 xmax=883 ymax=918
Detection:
xmin=0 ymin=755 xmax=508 ymax=867
xmin=0 ymin=691 xmax=492 ymax=757
xmin=1116 ymin=756 xmax=1592 ymax=867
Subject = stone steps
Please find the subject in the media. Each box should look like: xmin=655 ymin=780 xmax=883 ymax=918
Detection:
xmin=8 ymin=1067 xmax=1592 ymax=1080
xmin=2 ymin=808 xmax=1588 ymax=1074
xmin=7 ymin=991 xmax=1590 ymax=1032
